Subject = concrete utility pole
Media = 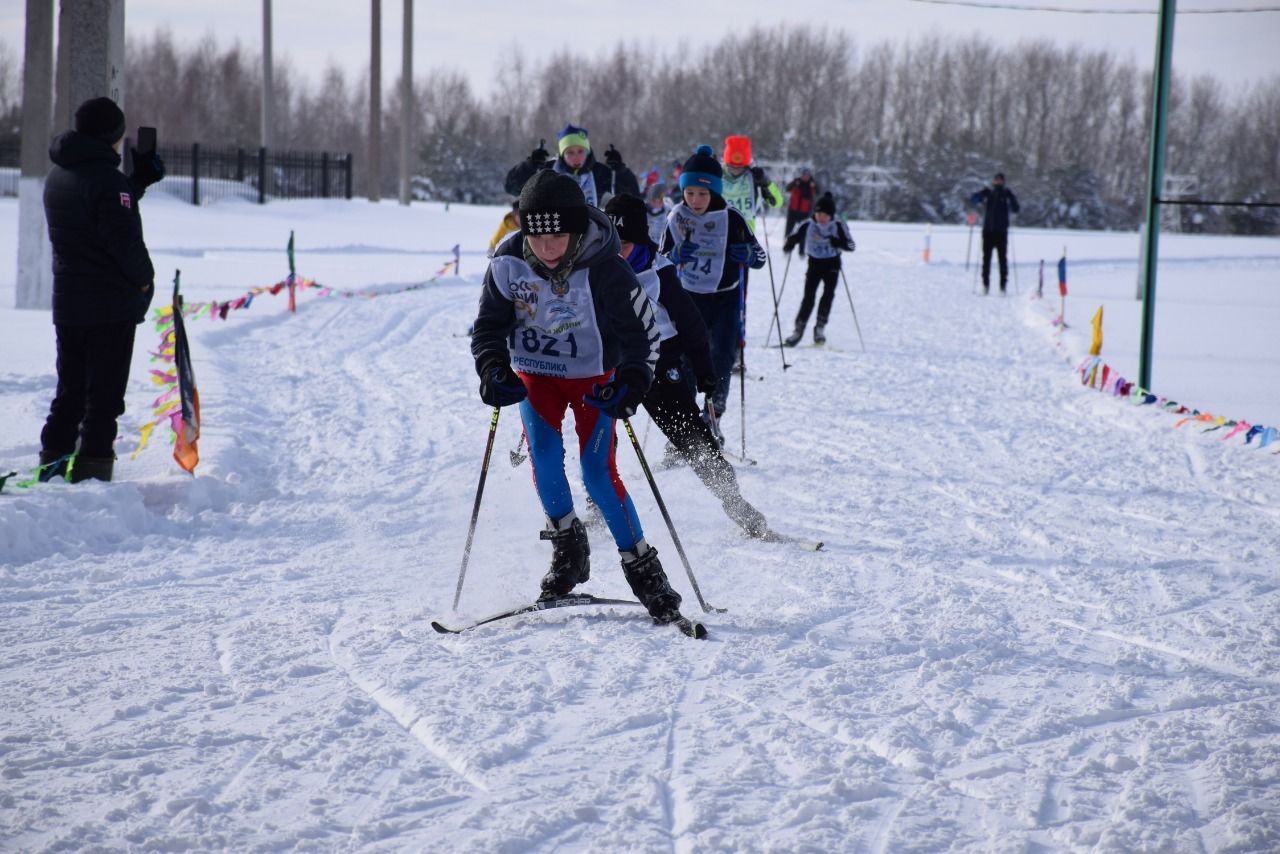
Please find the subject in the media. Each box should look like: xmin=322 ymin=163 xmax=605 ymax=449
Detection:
xmin=398 ymin=0 xmax=413 ymax=206
xmin=261 ymin=0 xmax=274 ymax=150
xmin=16 ymin=0 xmax=56 ymax=310
xmin=368 ymin=0 xmax=382 ymax=202
xmin=54 ymin=0 xmax=126 ymax=134
xmin=18 ymin=0 xmax=125 ymax=310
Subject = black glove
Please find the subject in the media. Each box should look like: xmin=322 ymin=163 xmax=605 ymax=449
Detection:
xmin=583 ymin=369 xmax=647 ymax=420
xmin=750 ymin=166 xmax=766 ymax=184
xmin=696 ymin=371 xmax=718 ymax=395
xmin=131 ymin=152 xmax=166 ymax=188
xmin=605 ymin=145 xmax=623 ymax=168
xmin=478 ymin=358 xmax=527 ymax=407
xmin=530 ymin=144 xmax=550 ymax=167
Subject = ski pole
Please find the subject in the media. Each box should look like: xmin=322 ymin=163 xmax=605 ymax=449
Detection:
xmin=757 ymin=207 xmax=789 ymax=370
xmin=839 ymin=267 xmax=867 ymax=353
xmin=737 ymin=264 xmax=749 ymax=459
xmin=764 ymin=249 xmax=789 ymax=371
xmin=1010 ymin=230 xmax=1020 ymax=294
xmin=971 ymin=239 xmax=981 ymax=295
xmin=452 ymin=405 xmax=502 ymax=611
xmin=621 ymin=418 xmax=725 ymax=614
xmin=509 ymin=431 xmax=527 ymax=467
xmin=766 ymin=251 xmax=791 ymax=347
xmin=965 ymin=214 xmax=975 ymax=272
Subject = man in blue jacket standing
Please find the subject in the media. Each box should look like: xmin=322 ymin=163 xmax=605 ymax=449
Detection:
xmin=970 ymin=172 xmax=1020 ymax=295
xmin=38 ymin=97 xmax=164 ymax=483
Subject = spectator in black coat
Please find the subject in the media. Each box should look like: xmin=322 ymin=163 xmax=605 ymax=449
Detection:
xmin=969 ymin=172 xmax=1021 ymax=294
xmin=502 ymin=124 xmax=640 ymax=208
xmin=38 ymin=97 xmax=165 ymax=483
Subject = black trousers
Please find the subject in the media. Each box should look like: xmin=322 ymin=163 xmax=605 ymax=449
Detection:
xmin=41 ymin=321 xmax=137 ymax=458
xmin=981 ymin=231 xmax=1009 ymax=289
xmin=794 ymin=266 xmax=839 ymax=330
xmin=644 ymin=362 xmax=741 ymax=501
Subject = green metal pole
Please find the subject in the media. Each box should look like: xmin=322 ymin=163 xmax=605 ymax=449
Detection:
xmin=1137 ymin=0 xmax=1176 ymax=391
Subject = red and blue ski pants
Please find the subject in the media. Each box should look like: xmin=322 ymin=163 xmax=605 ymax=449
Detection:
xmin=517 ymin=371 xmax=645 ymax=551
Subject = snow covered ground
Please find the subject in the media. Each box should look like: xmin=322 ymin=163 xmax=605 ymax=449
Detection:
xmin=2 ymin=195 xmax=1278 ymax=852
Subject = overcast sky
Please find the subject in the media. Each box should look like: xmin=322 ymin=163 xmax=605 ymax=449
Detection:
xmin=2 ymin=0 xmax=1278 ymax=97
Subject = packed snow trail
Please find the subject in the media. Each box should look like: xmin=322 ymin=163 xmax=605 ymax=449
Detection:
xmin=2 ymin=205 xmax=1278 ymax=851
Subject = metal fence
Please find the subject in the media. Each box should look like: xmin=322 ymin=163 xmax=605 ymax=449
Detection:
xmin=0 ymin=139 xmax=353 ymax=205
xmin=132 ymin=142 xmax=353 ymax=205
xmin=0 ymin=140 xmax=18 ymax=197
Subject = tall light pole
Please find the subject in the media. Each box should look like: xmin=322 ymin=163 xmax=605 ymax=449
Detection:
xmin=261 ymin=0 xmax=274 ymax=151
xmin=398 ymin=0 xmax=413 ymax=206
xmin=1136 ymin=0 xmax=1176 ymax=391
xmin=368 ymin=0 xmax=382 ymax=202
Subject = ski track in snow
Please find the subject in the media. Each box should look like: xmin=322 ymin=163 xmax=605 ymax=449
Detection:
xmin=3 ymin=211 xmax=1279 ymax=852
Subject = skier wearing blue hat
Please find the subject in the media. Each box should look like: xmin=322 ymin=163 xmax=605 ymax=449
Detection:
xmin=658 ymin=145 xmax=765 ymax=444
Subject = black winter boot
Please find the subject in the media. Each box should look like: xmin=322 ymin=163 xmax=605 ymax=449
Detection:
xmin=539 ymin=513 xmax=591 ymax=599
xmin=813 ymin=324 xmax=827 ymax=345
xmin=69 ymin=455 xmax=114 ymax=483
xmin=620 ymin=542 xmax=682 ymax=623
xmin=784 ymin=324 xmax=803 ymax=347
xmin=38 ymin=449 xmax=73 ymax=482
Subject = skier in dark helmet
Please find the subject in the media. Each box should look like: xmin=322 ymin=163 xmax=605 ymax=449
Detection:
xmin=605 ymin=193 xmax=771 ymax=538
xmin=503 ymin=124 xmax=640 ymax=208
xmin=471 ymin=171 xmax=691 ymax=626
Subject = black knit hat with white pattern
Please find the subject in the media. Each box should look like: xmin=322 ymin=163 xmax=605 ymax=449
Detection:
xmin=518 ymin=170 xmax=588 ymax=235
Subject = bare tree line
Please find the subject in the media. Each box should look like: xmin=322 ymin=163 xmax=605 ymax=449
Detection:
xmin=4 ymin=27 xmax=1276 ymax=233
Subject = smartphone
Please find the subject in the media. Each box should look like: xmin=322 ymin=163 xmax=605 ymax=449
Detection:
xmin=135 ymin=126 xmax=157 ymax=157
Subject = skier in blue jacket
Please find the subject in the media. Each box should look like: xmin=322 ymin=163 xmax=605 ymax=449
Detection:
xmin=657 ymin=145 xmax=766 ymax=444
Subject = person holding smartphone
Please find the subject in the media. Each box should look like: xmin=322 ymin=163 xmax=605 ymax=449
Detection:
xmin=37 ymin=97 xmax=165 ymax=483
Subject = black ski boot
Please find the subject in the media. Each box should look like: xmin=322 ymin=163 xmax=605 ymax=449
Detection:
xmin=620 ymin=542 xmax=683 ymax=624
xmin=784 ymin=324 xmax=803 ymax=347
xmin=538 ymin=513 xmax=590 ymax=599
xmin=69 ymin=455 xmax=114 ymax=483
xmin=813 ymin=323 xmax=827 ymax=345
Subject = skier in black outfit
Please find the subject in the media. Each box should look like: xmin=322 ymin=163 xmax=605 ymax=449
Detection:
xmin=604 ymin=193 xmax=770 ymax=537
xmin=782 ymin=192 xmax=854 ymax=346
xmin=969 ymin=172 xmax=1020 ymax=295
xmin=38 ymin=97 xmax=165 ymax=483
xmin=503 ymin=124 xmax=640 ymax=208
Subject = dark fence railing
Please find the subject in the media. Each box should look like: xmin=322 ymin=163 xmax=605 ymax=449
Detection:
xmin=0 ymin=140 xmax=19 ymax=197
xmin=125 ymin=141 xmax=353 ymax=205
xmin=0 ymin=139 xmax=352 ymax=205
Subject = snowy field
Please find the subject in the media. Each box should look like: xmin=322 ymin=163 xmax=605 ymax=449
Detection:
xmin=1 ymin=195 xmax=1278 ymax=852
